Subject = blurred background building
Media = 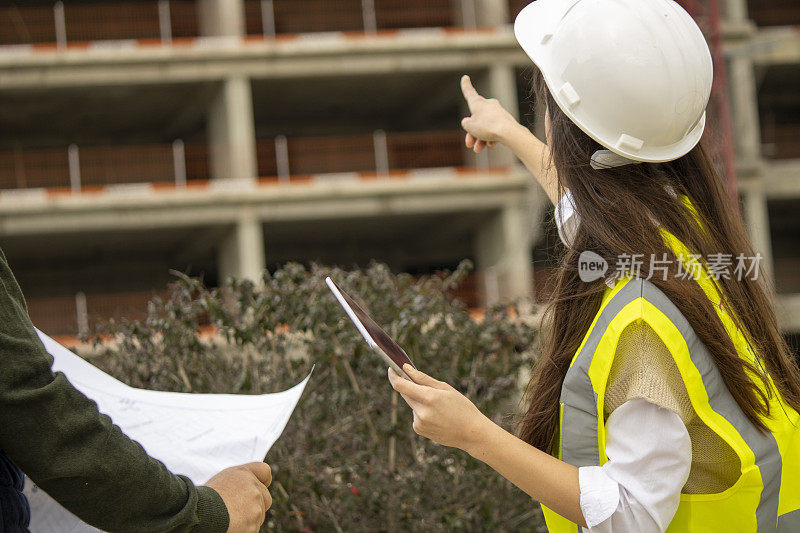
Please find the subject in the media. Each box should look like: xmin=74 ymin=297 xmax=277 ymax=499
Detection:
xmin=0 ymin=0 xmax=798 ymax=348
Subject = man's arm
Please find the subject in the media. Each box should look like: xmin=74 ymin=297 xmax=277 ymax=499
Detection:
xmin=0 ymin=251 xmax=228 ymax=532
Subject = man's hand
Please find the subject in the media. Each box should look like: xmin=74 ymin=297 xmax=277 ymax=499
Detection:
xmin=204 ymin=462 xmax=273 ymax=533
xmin=460 ymin=74 xmax=523 ymax=153
xmin=388 ymin=364 xmax=491 ymax=453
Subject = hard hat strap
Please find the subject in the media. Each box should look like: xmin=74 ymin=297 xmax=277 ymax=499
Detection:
xmin=590 ymin=150 xmax=643 ymax=170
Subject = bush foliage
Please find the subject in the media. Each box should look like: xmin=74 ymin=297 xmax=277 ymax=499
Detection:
xmin=89 ymin=261 xmax=544 ymax=531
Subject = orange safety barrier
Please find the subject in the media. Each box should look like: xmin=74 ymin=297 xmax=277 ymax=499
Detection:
xmin=257 ymin=130 xmax=465 ymax=177
xmin=0 ymin=5 xmax=57 ymax=45
xmin=374 ymin=0 xmax=457 ymax=30
xmin=244 ymin=0 xmax=459 ymax=35
xmin=0 ymin=2 xmax=200 ymax=46
xmin=27 ymin=289 xmax=167 ymax=338
xmin=169 ymin=0 xmax=201 ymax=39
xmin=63 ymin=2 xmax=161 ymax=42
xmin=0 ymin=148 xmax=70 ymax=190
xmin=1 ymin=0 xmax=493 ymax=48
xmin=26 ymin=295 xmax=79 ymax=338
xmin=79 ymin=144 xmax=174 ymax=186
xmin=386 ymin=130 xmax=464 ymax=170
xmin=0 ymin=142 xmax=210 ymax=192
xmin=0 ymin=165 xmax=508 ymax=202
xmin=0 ymin=131 xmax=473 ymax=193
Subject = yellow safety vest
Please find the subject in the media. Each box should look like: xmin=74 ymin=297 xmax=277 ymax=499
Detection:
xmin=541 ymin=229 xmax=800 ymax=532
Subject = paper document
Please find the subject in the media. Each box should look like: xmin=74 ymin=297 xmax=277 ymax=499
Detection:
xmin=24 ymin=329 xmax=312 ymax=533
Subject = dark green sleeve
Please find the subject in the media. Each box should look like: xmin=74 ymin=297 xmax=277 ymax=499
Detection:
xmin=0 ymin=251 xmax=230 ymax=533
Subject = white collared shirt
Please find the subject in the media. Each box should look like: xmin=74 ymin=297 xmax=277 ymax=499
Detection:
xmin=578 ymin=399 xmax=692 ymax=531
xmin=554 ymin=189 xmax=580 ymax=249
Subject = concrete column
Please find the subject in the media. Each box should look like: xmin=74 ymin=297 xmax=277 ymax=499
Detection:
xmin=475 ymin=202 xmax=533 ymax=306
xmin=728 ymin=54 xmax=774 ymax=284
xmin=723 ymin=0 xmax=748 ymax=23
xmin=742 ymin=181 xmax=775 ymax=287
xmin=218 ymin=210 xmax=266 ymax=282
xmin=479 ymin=64 xmax=519 ymax=167
xmin=207 ymin=76 xmax=257 ymax=180
xmin=729 ymin=57 xmax=762 ymax=162
xmin=198 ymin=0 xmax=246 ymax=37
xmin=453 ymin=0 xmax=477 ymax=29
xmin=474 ymin=0 xmax=508 ymax=26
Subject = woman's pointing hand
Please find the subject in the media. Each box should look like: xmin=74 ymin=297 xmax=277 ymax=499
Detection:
xmin=459 ymin=74 xmax=521 ymax=154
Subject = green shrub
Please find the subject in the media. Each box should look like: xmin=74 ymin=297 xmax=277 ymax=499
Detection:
xmin=89 ymin=261 xmax=545 ymax=532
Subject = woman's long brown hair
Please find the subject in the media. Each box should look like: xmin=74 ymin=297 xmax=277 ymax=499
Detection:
xmin=518 ymin=68 xmax=800 ymax=453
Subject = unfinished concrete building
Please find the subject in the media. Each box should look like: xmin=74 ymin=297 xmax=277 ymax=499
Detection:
xmin=0 ymin=0 xmax=797 ymax=346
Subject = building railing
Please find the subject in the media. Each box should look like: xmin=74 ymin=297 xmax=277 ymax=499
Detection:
xmin=26 ymin=289 xmax=166 ymax=337
xmin=762 ymin=123 xmax=800 ymax=160
xmin=4 ymin=1 xmax=799 ymax=48
xmin=244 ymin=0 xmax=460 ymax=36
xmin=0 ymin=130 xmax=470 ymax=191
xmin=0 ymin=0 xmax=513 ymax=48
xmin=0 ymin=141 xmax=208 ymax=191
xmin=0 ymin=1 xmax=199 ymax=47
xmin=0 ymin=147 xmax=71 ymax=190
xmin=747 ymin=0 xmax=800 ymax=27
xmin=257 ymin=130 xmax=465 ymax=178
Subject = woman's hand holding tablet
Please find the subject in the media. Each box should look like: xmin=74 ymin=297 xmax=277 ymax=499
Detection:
xmin=387 ymin=364 xmax=490 ymax=452
xmin=326 ymin=276 xmax=488 ymax=451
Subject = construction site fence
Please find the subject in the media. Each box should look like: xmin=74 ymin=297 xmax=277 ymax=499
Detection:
xmin=2 ymin=0 xmax=542 ymax=47
xmin=0 ymin=130 xmax=469 ymax=192
xmin=7 ymin=0 xmax=792 ymax=47
xmin=26 ymin=289 xmax=167 ymax=337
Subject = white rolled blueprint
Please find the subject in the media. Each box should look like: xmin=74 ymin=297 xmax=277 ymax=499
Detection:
xmin=24 ymin=330 xmax=312 ymax=533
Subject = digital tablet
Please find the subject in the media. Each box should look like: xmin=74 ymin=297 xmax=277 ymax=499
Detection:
xmin=325 ymin=276 xmax=415 ymax=381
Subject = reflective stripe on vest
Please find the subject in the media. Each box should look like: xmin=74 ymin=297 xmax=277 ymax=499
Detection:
xmin=541 ymin=205 xmax=799 ymax=531
xmin=779 ymin=509 xmax=800 ymax=530
xmin=550 ymin=276 xmax=788 ymax=532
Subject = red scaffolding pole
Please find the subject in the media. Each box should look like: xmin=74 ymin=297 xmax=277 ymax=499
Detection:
xmin=678 ymin=0 xmax=740 ymax=212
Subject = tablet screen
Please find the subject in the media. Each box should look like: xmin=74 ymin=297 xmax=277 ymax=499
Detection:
xmin=326 ymin=278 xmax=414 ymax=370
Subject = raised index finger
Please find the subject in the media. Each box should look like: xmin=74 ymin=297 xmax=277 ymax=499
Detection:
xmin=460 ymin=75 xmax=483 ymax=108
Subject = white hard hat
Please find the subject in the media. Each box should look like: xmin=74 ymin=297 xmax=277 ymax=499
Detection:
xmin=514 ymin=0 xmax=713 ymax=163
